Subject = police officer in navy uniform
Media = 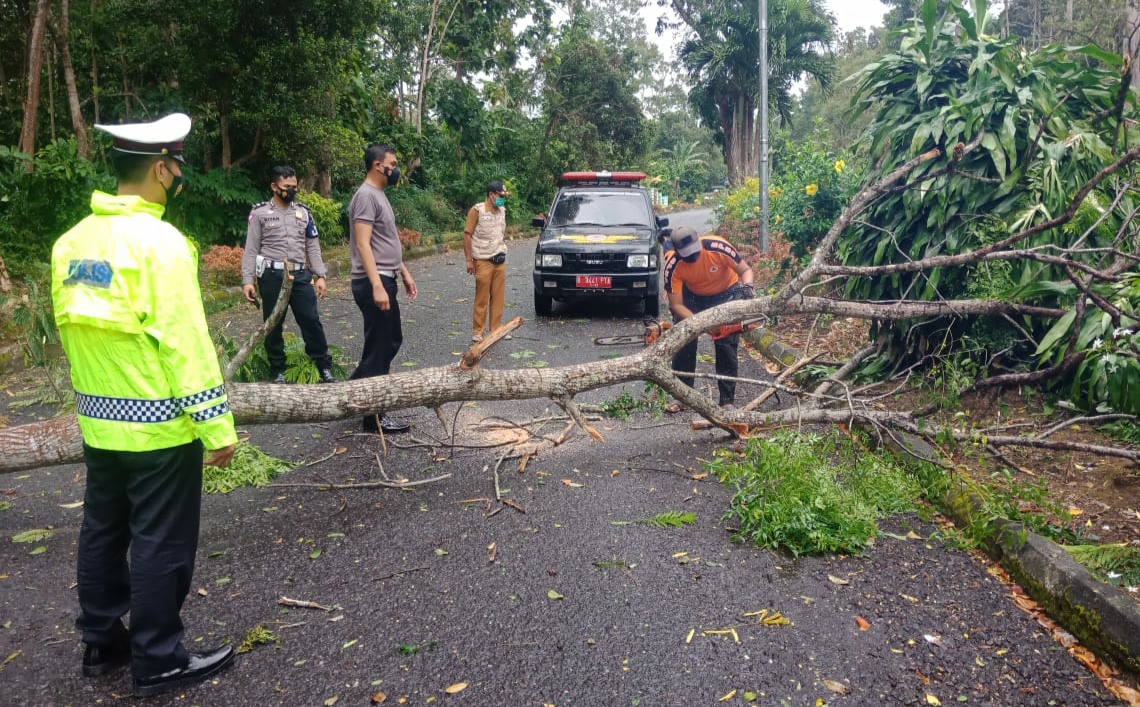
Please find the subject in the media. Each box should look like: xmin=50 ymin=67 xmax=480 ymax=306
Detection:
xmin=242 ymin=165 xmax=336 ymax=383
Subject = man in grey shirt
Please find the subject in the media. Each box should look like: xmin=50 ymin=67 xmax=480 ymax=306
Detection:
xmin=347 ymin=143 xmax=418 ymax=434
xmin=242 ymin=165 xmax=335 ymax=384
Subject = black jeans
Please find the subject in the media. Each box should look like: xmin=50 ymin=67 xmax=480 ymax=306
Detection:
xmin=350 ymin=275 xmax=402 ymax=380
xmin=257 ymin=269 xmax=331 ymax=374
xmin=671 ymin=286 xmax=744 ymax=405
xmin=76 ymin=439 xmax=203 ymax=675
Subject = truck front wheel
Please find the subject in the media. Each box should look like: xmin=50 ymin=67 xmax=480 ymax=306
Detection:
xmin=534 ymin=291 xmax=553 ymax=317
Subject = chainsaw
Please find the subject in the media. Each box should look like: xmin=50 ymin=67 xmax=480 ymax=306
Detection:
xmin=709 ymin=317 xmax=767 ymax=341
xmin=593 ymin=319 xmax=672 ymax=346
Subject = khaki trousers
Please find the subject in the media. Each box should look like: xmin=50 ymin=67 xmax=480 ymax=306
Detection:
xmin=472 ymin=259 xmax=507 ymax=336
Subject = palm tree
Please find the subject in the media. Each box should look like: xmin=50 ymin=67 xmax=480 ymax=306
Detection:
xmin=674 ymin=0 xmax=835 ymax=184
xmin=660 ymin=139 xmax=709 ymax=197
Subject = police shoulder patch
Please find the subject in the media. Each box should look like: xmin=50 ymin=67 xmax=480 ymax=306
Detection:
xmin=64 ymin=259 xmax=114 ymax=289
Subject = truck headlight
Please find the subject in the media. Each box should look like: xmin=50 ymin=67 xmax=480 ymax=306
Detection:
xmin=540 ymin=254 xmax=563 ymax=268
xmin=627 ymin=254 xmax=649 ymax=269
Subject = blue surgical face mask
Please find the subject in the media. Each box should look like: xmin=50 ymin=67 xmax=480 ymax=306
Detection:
xmin=494 ymin=196 xmax=506 ymax=207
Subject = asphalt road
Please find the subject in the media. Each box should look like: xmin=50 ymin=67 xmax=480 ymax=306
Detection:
xmin=0 ymin=213 xmax=1118 ymax=706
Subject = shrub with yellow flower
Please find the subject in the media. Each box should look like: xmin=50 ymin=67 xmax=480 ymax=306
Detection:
xmin=805 ymin=183 xmax=819 ymax=196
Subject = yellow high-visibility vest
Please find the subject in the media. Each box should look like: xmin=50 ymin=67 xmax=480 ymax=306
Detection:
xmin=51 ymin=191 xmax=238 ymax=453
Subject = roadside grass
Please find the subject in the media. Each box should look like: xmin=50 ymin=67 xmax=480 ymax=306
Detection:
xmin=709 ymin=430 xmax=925 ymax=556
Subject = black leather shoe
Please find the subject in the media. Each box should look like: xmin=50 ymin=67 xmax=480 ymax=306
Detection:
xmin=379 ymin=415 xmax=411 ymax=434
xmin=133 ymin=645 xmax=235 ymax=697
xmin=82 ymin=638 xmax=130 ymax=677
xmin=271 ymin=372 xmax=287 ymax=384
xmin=319 ymin=368 xmax=336 ymax=383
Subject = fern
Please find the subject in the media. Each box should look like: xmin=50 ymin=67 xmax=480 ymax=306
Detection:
xmin=1063 ymin=543 xmax=1140 ymax=587
xmin=638 ymin=511 xmax=696 ymax=528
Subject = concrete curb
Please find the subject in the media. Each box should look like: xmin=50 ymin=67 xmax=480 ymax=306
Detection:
xmin=872 ymin=427 xmax=1140 ymax=677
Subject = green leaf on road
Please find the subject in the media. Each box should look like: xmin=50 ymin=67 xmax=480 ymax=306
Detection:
xmin=11 ymin=528 xmax=53 ymax=543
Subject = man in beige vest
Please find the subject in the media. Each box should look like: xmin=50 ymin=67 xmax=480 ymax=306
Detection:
xmin=463 ymin=180 xmax=510 ymax=342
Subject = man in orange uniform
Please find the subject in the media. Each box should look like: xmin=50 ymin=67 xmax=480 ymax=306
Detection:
xmin=663 ymin=226 xmax=754 ymax=410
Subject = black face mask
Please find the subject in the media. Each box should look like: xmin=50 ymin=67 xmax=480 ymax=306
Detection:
xmin=164 ymin=170 xmax=185 ymax=203
xmin=277 ymin=186 xmax=298 ymax=203
xmin=383 ymin=165 xmax=400 ymax=187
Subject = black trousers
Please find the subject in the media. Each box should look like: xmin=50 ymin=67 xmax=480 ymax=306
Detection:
xmin=672 ymin=286 xmax=744 ymax=405
xmin=76 ymin=439 xmax=203 ymax=675
xmin=257 ymin=269 xmax=331 ymax=374
xmin=350 ymin=275 xmax=402 ymax=380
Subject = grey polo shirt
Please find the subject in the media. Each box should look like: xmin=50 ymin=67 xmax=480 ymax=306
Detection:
xmin=348 ymin=182 xmax=402 ymax=279
xmin=241 ymin=200 xmax=327 ymax=285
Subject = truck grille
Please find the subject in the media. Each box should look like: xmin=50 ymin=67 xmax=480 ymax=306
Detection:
xmin=563 ymin=253 xmax=626 ymax=272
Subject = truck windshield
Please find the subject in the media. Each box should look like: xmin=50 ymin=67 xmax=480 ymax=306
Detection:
xmin=549 ymin=191 xmax=651 ymax=228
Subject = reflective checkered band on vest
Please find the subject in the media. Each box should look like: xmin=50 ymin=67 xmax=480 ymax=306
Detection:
xmin=189 ymin=402 xmax=230 ymax=424
xmin=177 ymin=385 xmax=226 ymax=409
xmin=76 ymin=392 xmax=181 ymax=423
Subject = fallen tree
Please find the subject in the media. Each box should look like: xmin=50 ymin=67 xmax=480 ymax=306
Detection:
xmin=4 ymin=137 xmax=1140 ymax=472
xmin=5 ymin=5 xmax=1140 ymax=477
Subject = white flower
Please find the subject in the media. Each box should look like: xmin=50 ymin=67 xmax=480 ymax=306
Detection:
xmin=1092 ymin=337 xmax=1103 ymax=349
xmin=1114 ymin=327 xmax=1127 ymax=339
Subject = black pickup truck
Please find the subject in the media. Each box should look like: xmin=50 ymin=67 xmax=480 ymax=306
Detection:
xmin=531 ymin=171 xmax=669 ymax=317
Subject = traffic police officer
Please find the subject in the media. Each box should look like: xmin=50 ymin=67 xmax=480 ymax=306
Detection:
xmin=663 ymin=226 xmax=755 ymax=410
xmin=52 ymin=112 xmax=238 ymax=695
xmin=242 ymin=165 xmax=335 ymax=383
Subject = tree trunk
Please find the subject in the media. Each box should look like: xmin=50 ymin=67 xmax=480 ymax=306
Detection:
xmin=416 ymin=0 xmax=442 ymax=135
xmin=47 ymin=35 xmax=56 ymax=140
xmin=220 ymin=107 xmax=232 ymax=170
xmin=0 ymin=250 xmax=12 ymax=293
xmin=719 ymin=99 xmax=740 ymax=185
xmin=19 ymin=0 xmax=52 ymax=164
xmin=1129 ymin=3 xmax=1140 ymax=89
xmin=89 ymin=0 xmax=100 ymax=124
xmin=54 ymin=0 xmax=90 ymax=158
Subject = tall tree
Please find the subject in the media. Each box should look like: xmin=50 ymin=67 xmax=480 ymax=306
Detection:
xmin=18 ymin=0 xmax=51 ymax=164
xmin=52 ymin=0 xmax=89 ymax=158
xmin=672 ymin=0 xmax=835 ymax=185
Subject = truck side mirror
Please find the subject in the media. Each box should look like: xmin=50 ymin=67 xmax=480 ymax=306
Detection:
xmin=656 ymin=216 xmax=669 ymax=228
xmin=532 ymin=215 xmax=546 ymax=228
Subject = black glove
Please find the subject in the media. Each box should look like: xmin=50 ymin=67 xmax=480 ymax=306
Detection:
xmin=741 ymin=283 xmax=755 ymax=298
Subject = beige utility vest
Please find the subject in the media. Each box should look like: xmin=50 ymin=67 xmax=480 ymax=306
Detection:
xmin=470 ymin=202 xmax=506 ymax=260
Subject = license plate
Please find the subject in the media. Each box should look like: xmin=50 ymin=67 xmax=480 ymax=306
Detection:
xmin=576 ymin=275 xmax=612 ymax=288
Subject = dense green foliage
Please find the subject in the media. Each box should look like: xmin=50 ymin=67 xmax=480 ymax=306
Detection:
xmin=1031 ymin=274 xmax=1140 ymax=414
xmin=0 ymin=0 xmax=728 ymax=273
xmin=836 ymin=0 xmax=1136 ymax=365
xmin=711 ymin=431 xmax=923 ymax=556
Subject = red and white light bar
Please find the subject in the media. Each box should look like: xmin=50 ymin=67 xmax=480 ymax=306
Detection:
xmin=560 ymin=171 xmax=647 ymax=185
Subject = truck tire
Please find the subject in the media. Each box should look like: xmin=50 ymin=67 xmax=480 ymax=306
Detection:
xmin=644 ymin=293 xmax=660 ymax=318
xmin=534 ymin=291 xmax=553 ymax=317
